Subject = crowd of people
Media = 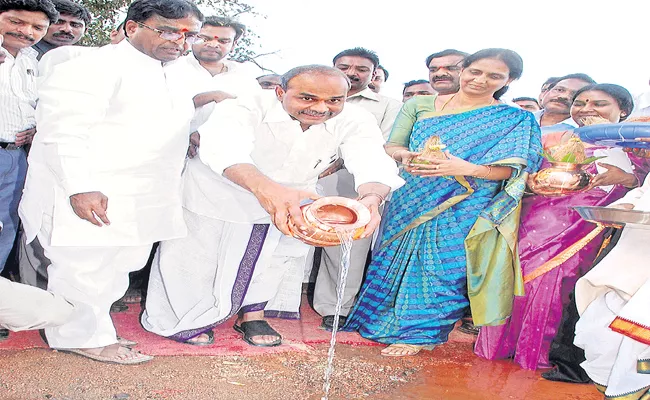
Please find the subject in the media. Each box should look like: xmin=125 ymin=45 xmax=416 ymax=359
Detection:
xmin=1 ymin=0 xmax=650 ymax=397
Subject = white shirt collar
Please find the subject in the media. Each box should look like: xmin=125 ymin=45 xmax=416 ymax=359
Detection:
xmin=534 ymin=109 xmax=577 ymax=127
xmin=348 ymin=87 xmax=379 ymax=102
xmin=1 ymin=46 xmax=38 ymax=62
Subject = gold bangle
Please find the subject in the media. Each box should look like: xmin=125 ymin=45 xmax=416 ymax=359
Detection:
xmin=389 ymin=148 xmax=404 ymax=161
xmin=478 ymin=165 xmax=492 ymax=179
xmin=358 ymin=192 xmax=386 ymax=206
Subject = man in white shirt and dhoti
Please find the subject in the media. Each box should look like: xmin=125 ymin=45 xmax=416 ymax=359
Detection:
xmin=142 ymin=65 xmax=403 ymax=347
xmin=18 ymin=0 xmax=204 ymax=364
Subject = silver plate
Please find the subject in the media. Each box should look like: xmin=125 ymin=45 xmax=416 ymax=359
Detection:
xmin=573 ymin=206 xmax=650 ymax=229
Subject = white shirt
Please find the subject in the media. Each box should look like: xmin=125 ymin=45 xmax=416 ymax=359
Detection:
xmin=632 ymin=90 xmax=650 ymax=117
xmin=183 ymin=91 xmax=405 ymax=223
xmin=167 ymin=55 xmax=262 ymax=131
xmin=0 ymin=46 xmax=38 ymax=142
xmin=19 ymin=40 xmax=196 ymax=246
xmin=534 ymin=109 xmax=577 ymax=136
xmin=347 ymin=87 xmax=402 ymax=141
xmin=38 ymin=45 xmax=96 ymax=80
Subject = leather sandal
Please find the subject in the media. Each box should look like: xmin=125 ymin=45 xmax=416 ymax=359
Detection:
xmin=233 ymin=320 xmax=281 ymax=347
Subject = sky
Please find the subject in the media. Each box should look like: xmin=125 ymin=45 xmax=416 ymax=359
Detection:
xmin=230 ymin=0 xmax=649 ymax=102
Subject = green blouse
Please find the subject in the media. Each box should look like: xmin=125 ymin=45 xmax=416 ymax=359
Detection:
xmin=387 ymin=94 xmax=438 ymax=147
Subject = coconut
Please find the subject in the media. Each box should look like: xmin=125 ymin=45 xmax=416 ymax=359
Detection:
xmin=549 ymin=136 xmax=587 ymax=163
xmin=412 ymin=136 xmax=447 ymax=164
xmin=580 ymin=116 xmax=611 ymax=126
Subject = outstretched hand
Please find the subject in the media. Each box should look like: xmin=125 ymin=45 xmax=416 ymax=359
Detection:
xmin=254 ymin=183 xmax=321 ymax=236
xmin=589 ymin=163 xmax=637 ymax=189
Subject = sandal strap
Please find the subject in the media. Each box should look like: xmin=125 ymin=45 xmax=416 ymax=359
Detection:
xmin=238 ymin=320 xmax=281 ymax=339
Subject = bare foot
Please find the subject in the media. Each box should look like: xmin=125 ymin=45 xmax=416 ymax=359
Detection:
xmin=381 ymin=344 xmax=423 ymax=357
xmin=67 ymin=344 xmax=153 ymax=364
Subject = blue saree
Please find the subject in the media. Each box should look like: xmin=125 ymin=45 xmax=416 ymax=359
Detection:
xmin=344 ymin=104 xmax=542 ymax=345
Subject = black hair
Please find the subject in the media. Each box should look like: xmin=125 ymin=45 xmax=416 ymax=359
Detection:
xmin=425 ymin=49 xmax=469 ymax=67
xmin=573 ymin=83 xmax=634 ymax=121
xmin=462 ymin=48 xmax=524 ymax=100
xmin=125 ymin=0 xmax=204 ymax=25
xmin=402 ymin=79 xmax=431 ymax=93
xmin=51 ymin=0 xmax=90 ymax=25
xmin=281 ymin=65 xmax=350 ymax=91
xmin=202 ymin=15 xmax=246 ymax=41
xmin=332 ymin=47 xmax=380 ymax=69
xmin=377 ymin=65 xmax=389 ymax=81
xmin=0 ymin=0 xmax=59 ymax=24
xmin=512 ymin=97 xmax=540 ymax=105
xmin=547 ymin=73 xmax=596 ymax=91
xmin=541 ymin=76 xmax=560 ymax=88
xmin=257 ymin=73 xmax=280 ymax=80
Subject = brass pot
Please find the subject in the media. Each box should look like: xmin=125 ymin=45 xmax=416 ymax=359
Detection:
xmin=528 ymin=162 xmax=592 ymax=197
xmin=288 ymin=196 xmax=372 ymax=246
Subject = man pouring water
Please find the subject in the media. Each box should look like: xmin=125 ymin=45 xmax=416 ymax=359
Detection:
xmin=142 ymin=65 xmax=404 ymax=347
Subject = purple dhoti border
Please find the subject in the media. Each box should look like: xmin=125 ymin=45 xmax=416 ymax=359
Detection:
xmin=168 ymin=224 xmax=270 ymax=341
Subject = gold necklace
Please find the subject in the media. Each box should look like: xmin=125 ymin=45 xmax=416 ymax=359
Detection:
xmin=440 ymin=94 xmax=495 ymax=111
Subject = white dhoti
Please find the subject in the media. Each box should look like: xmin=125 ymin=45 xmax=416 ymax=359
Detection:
xmin=0 ymin=276 xmax=74 ymax=331
xmin=575 ymin=226 xmax=650 ymax=398
xmin=141 ymin=209 xmax=308 ymax=340
xmin=37 ymin=217 xmax=153 ymax=349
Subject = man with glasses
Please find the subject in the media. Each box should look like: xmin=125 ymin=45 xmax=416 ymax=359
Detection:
xmin=425 ymin=49 xmax=469 ymax=108
xmin=18 ymin=0 xmax=203 ymax=364
xmin=535 ymin=73 xmax=596 ymax=136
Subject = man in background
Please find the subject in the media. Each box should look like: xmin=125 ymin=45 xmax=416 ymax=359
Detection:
xmin=538 ymin=76 xmax=560 ymax=104
xmin=402 ymin=79 xmax=435 ymax=102
xmin=257 ymin=73 xmax=281 ymax=90
xmin=535 ymin=73 xmax=595 ymax=135
xmin=369 ymin=64 xmax=388 ymax=93
xmin=307 ymin=47 xmax=401 ymax=331
xmin=32 ymin=0 xmax=89 ymax=59
xmin=426 ymin=48 xmax=468 ymax=108
xmin=0 ymin=0 xmax=58 ymax=342
xmin=513 ymin=96 xmax=541 ymax=112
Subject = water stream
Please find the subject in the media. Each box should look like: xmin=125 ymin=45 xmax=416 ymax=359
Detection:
xmin=321 ymin=228 xmax=355 ymax=400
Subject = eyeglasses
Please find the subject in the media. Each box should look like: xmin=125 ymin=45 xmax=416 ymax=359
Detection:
xmin=136 ymin=22 xmax=203 ymax=44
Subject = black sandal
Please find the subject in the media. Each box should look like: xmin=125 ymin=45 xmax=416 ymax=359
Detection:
xmin=233 ymin=320 xmax=282 ymax=347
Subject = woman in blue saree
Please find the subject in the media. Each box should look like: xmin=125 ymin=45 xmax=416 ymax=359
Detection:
xmin=344 ymin=48 xmax=543 ymax=356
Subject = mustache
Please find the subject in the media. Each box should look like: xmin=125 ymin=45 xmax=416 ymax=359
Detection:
xmin=346 ymin=75 xmax=360 ymax=82
xmin=432 ymin=75 xmax=453 ymax=82
xmin=5 ymin=32 xmax=35 ymax=43
xmin=53 ymin=32 xmax=75 ymax=40
xmin=300 ymin=110 xmax=330 ymax=118
xmin=550 ymin=98 xmax=571 ymax=106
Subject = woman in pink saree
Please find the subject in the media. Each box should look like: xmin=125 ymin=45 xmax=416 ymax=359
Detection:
xmin=475 ymin=84 xmax=648 ymax=370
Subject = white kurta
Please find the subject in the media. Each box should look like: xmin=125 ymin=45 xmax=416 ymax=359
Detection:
xmin=18 ymin=40 xmax=197 ymax=349
xmin=143 ymin=92 xmax=404 ymax=337
xmin=574 ymin=175 xmax=650 ymax=397
xmin=164 ymin=55 xmax=262 ymax=132
xmin=20 ymin=40 xmax=196 ymax=247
